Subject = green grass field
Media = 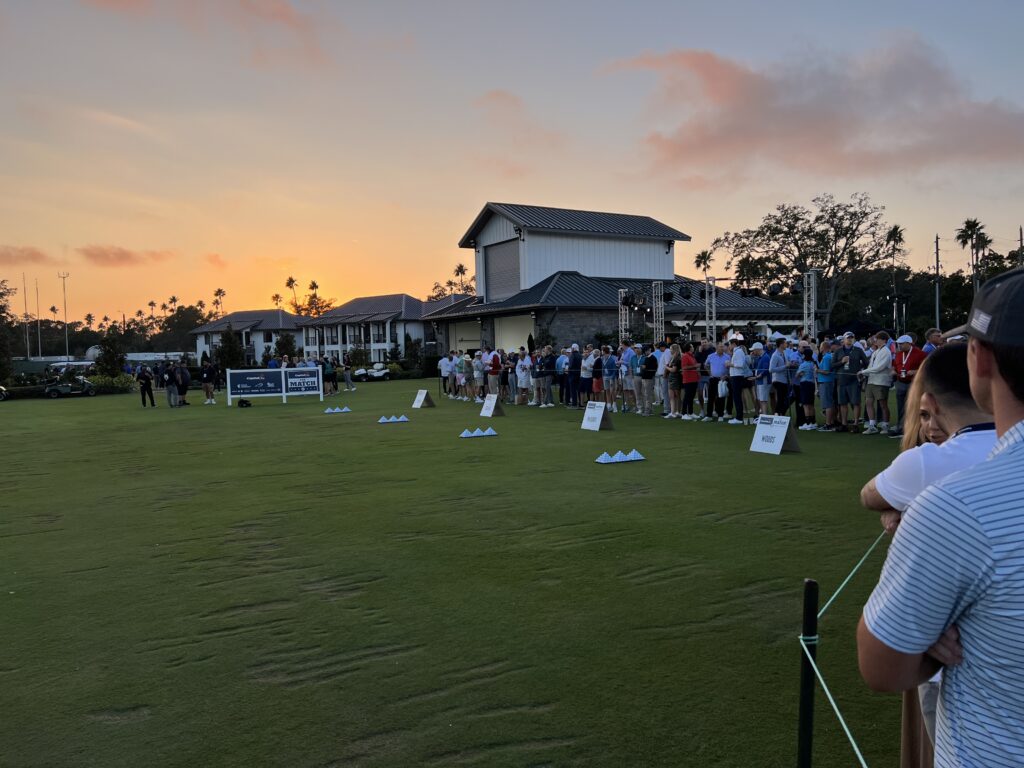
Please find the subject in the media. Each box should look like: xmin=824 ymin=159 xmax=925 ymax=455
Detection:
xmin=2 ymin=381 xmax=902 ymax=767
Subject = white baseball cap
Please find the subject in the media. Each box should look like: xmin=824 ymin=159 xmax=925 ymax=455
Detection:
xmin=896 ymin=334 xmax=914 ymax=344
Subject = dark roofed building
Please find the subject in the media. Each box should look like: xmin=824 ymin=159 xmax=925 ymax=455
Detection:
xmin=191 ymin=309 xmax=301 ymax=364
xmin=295 ymin=293 xmax=471 ymax=362
xmin=423 ymin=271 xmax=802 ymax=353
xmin=460 ymin=202 xmax=690 ymax=305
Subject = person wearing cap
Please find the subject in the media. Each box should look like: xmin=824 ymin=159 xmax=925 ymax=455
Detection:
xmin=727 ymin=335 xmax=752 ymax=424
xmin=705 ymin=341 xmax=731 ymax=421
xmin=835 ymin=332 xmax=868 ymax=432
xmin=861 ymin=331 xmax=894 ymax=435
xmin=637 ymin=344 xmax=658 ymax=416
xmin=858 ymin=267 xmax=1024 ymax=766
xmin=890 ymin=334 xmax=927 ymax=439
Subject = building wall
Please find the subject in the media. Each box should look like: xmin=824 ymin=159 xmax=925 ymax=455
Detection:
xmin=522 ymin=233 xmax=673 ymax=288
xmin=494 ymin=315 xmax=535 ymax=352
xmin=450 ymin=320 xmax=482 ymax=353
xmin=474 ymin=215 xmax=520 ymax=301
xmin=543 ymin=309 xmax=621 ymax=349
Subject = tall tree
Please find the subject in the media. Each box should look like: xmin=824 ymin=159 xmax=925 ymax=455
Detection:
xmin=84 ymin=313 xmax=95 ymax=329
xmin=693 ymin=249 xmax=714 ymax=279
xmin=214 ymin=288 xmax=226 ymax=315
xmin=453 ymin=264 xmax=470 ymax=293
xmin=271 ymin=293 xmax=283 ymax=308
xmin=215 ymin=324 xmax=245 ymax=370
xmin=160 ymin=302 xmax=168 ymax=316
xmin=955 ymin=218 xmax=986 ymax=292
xmin=712 ymin=193 xmax=895 ymax=328
xmin=285 ymin=276 xmax=298 ymax=307
xmin=49 ymin=305 xmax=59 ymax=322
xmin=148 ymin=300 xmax=157 ymax=319
xmin=168 ymin=295 xmax=178 ymax=312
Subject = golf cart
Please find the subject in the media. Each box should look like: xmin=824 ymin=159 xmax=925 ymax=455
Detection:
xmin=353 ymin=363 xmax=390 ymax=382
xmin=0 ymin=385 xmax=7 ymax=401
xmin=44 ymin=376 xmax=97 ymax=398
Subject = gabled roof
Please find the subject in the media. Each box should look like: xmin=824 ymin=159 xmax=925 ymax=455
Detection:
xmin=420 ymin=293 xmax=473 ymax=319
xmin=298 ymin=293 xmax=424 ymax=327
xmin=190 ymin=309 xmax=300 ymax=335
xmin=422 ymin=272 xmax=801 ymax=321
xmin=458 ymin=202 xmax=690 ymax=248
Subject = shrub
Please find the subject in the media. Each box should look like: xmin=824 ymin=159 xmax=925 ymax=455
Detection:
xmin=89 ymin=373 xmax=137 ymax=394
xmin=386 ymin=363 xmax=402 ymax=377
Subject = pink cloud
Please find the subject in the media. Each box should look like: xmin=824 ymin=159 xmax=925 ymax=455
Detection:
xmin=204 ymin=253 xmax=228 ymax=268
xmin=0 ymin=246 xmax=56 ymax=266
xmin=81 ymin=0 xmax=330 ymax=68
xmin=77 ymin=245 xmax=173 ymax=267
xmin=471 ymin=89 xmax=566 ymax=170
xmin=610 ymin=39 xmax=1024 ymax=183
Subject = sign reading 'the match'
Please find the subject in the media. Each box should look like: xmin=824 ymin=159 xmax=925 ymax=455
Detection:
xmin=749 ymin=415 xmax=801 ymax=455
xmin=226 ymin=368 xmax=323 ymax=406
xmin=480 ymin=393 xmax=504 ymax=417
xmin=412 ymin=389 xmax=435 ymax=409
xmin=581 ymin=400 xmax=613 ymax=431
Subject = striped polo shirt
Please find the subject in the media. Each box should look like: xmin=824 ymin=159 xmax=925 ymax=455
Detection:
xmin=864 ymin=419 xmax=1024 ymax=767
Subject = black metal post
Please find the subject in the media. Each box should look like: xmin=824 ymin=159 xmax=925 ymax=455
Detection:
xmin=797 ymin=578 xmax=819 ymax=768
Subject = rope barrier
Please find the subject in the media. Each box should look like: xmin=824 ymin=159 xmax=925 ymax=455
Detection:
xmin=799 ymin=637 xmax=870 ymax=768
xmin=797 ymin=531 xmax=888 ymax=767
xmin=818 ymin=530 xmax=888 ymax=620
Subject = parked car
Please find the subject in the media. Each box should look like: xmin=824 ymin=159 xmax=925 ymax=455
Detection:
xmin=44 ymin=376 xmax=97 ymax=398
xmin=353 ymin=363 xmax=390 ymax=382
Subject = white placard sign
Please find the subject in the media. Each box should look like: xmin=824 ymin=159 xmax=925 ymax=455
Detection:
xmin=581 ymin=400 xmax=614 ymax=431
xmin=749 ymin=415 xmax=801 ymax=455
xmin=412 ymin=389 xmax=435 ymax=409
xmin=480 ymin=393 xmax=505 ymax=417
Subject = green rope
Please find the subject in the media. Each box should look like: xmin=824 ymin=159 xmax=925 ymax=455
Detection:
xmin=818 ymin=531 xmax=887 ymax=619
xmin=799 ymin=636 xmax=870 ymax=768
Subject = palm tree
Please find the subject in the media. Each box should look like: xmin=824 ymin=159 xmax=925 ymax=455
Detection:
xmin=168 ymin=295 xmax=179 ymax=313
xmin=84 ymin=313 xmax=95 ymax=329
xmin=693 ymin=249 xmax=714 ymax=279
xmin=148 ymin=300 xmax=157 ymax=318
xmin=308 ymin=280 xmax=319 ymax=295
xmin=955 ymin=218 xmax=986 ymax=292
xmin=160 ymin=302 xmax=168 ymax=316
xmin=214 ymin=288 xmax=226 ymax=315
xmin=453 ymin=263 xmax=469 ymax=292
xmin=285 ymin=276 xmax=298 ymax=307
xmin=135 ymin=309 xmax=144 ymax=320
xmin=49 ymin=305 xmax=59 ymax=322
xmin=271 ymin=293 xmax=283 ymax=308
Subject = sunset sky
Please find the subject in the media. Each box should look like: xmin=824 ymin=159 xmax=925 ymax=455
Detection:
xmin=2 ymin=0 xmax=1023 ymax=322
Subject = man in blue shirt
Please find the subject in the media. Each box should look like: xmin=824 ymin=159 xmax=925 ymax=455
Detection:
xmin=815 ymin=341 xmax=836 ymax=430
xmin=858 ymin=268 xmax=1024 ymax=767
xmin=704 ymin=342 xmax=731 ymax=421
xmin=556 ymin=348 xmax=570 ymax=405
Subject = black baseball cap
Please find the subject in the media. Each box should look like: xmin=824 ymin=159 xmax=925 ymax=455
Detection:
xmin=945 ymin=267 xmax=1024 ymax=347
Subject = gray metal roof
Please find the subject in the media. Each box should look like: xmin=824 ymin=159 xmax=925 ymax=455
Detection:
xmin=298 ymin=294 xmax=424 ymax=327
xmin=190 ymin=309 xmax=301 ymax=335
xmin=422 ymin=272 xmax=801 ymax=321
xmin=458 ymin=202 xmax=690 ymax=248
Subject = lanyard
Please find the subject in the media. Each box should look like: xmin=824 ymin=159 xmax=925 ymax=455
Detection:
xmin=953 ymin=423 xmax=996 ymax=437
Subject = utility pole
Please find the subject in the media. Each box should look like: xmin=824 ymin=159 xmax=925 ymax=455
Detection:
xmin=1019 ymin=225 xmax=1023 ymax=267
xmin=35 ymin=278 xmax=41 ymax=357
xmin=58 ymin=272 xmax=70 ymax=361
xmin=22 ymin=273 xmax=30 ymax=358
xmin=935 ymin=235 xmax=941 ymax=330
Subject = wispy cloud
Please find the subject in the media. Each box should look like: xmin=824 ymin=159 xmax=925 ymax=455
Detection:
xmin=471 ymin=89 xmax=566 ymax=177
xmin=204 ymin=252 xmax=228 ymax=268
xmin=0 ymin=245 xmax=56 ymax=267
xmin=82 ymin=0 xmax=332 ymax=69
xmin=610 ymin=39 xmax=1024 ymax=184
xmin=77 ymin=245 xmax=174 ymax=267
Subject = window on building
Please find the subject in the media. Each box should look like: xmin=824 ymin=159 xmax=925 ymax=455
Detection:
xmin=325 ymin=326 xmax=338 ymax=345
xmin=264 ymin=331 xmax=273 ymax=343
xmin=341 ymin=325 xmax=347 ymax=344
xmin=389 ymin=322 xmax=398 ymax=344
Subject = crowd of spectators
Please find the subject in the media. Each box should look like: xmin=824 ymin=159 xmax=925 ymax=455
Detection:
xmin=434 ymin=328 xmax=954 ymax=434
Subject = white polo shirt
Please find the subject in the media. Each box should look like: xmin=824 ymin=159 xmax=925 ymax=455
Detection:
xmin=874 ymin=428 xmax=997 ymax=512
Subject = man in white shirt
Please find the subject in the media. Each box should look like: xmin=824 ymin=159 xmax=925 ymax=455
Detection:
xmin=654 ymin=341 xmax=670 ymax=415
xmin=860 ymin=343 xmax=998 ymax=746
xmin=861 ymin=331 xmax=894 ymax=434
xmin=439 ymin=352 xmax=454 ymax=397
